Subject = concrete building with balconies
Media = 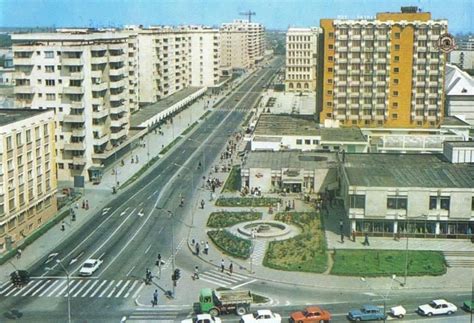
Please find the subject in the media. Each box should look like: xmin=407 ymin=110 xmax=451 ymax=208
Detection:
xmin=319 ymin=7 xmax=448 ymax=129
xmin=285 ymin=27 xmax=321 ymax=93
xmin=11 ymin=29 xmax=138 ymax=182
xmin=0 ymin=109 xmax=57 ymax=253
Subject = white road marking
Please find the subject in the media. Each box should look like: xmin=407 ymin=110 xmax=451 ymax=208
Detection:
xmin=230 ymin=279 xmax=257 ymax=290
xmin=31 ymin=280 xmax=52 ymax=296
xmin=89 ymin=280 xmax=107 ymax=297
xmin=198 ymin=277 xmax=228 ymax=288
xmin=4 ymin=286 xmax=20 ymax=297
xmin=124 ymin=280 xmax=138 ymax=298
xmin=145 ymin=244 xmax=152 ymax=254
xmin=72 ymin=280 xmax=90 ymax=297
xmin=0 ymin=284 xmax=14 ymax=295
xmin=102 ymin=207 xmax=111 ymax=215
xmin=22 ymin=280 xmax=43 ymax=297
xmin=47 ymin=280 xmax=66 ymax=297
xmin=116 ymin=280 xmax=130 ymax=298
xmin=65 ymin=280 xmax=83 ymax=297
xmin=98 ymin=280 xmax=114 ymax=298
xmin=126 ymin=265 xmax=136 ymax=277
xmin=107 ymin=280 xmax=122 ymax=298
xmin=56 ymin=280 xmax=77 ymax=297
xmin=80 ymin=280 xmax=98 ymax=297
xmin=0 ymin=281 xmax=10 ymax=289
xmin=132 ymin=281 xmax=145 ymax=299
xmin=98 ymin=252 xmax=106 ymax=260
xmin=138 ymin=209 xmax=144 ymax=217
xmin=39 ymin=280 xmax=59 ymax=297
xmin=12 ymin=281 xmax=34 ymax=297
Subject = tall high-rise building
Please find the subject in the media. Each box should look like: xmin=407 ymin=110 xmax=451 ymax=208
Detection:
xmin=12 ymin=30 xmax=139 ymax=181
xmin=319 ymin=7 xmax=448 ymax=128
xmin=220 ymin=20 xmax=265 ymax=72
xmin=0 ymin=109 xmax=57 ymax=253
xmin=285 ymin=27 xmax=321 ymax=93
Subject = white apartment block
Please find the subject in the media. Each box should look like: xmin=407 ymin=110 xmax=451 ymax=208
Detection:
xmin=136 ymin=26 xmax=220 ymax=105
xmin=0 ymin=109 xmax=57 ymax=253
xmin=220 ymin=20 xmax=265 ymax=71
xmin=12 ymin=30 xmax=139 ymax=182
xmin=449 ymin=50 xmax=474 ymax=71
xmin=285 ymin=27 xmax=320 ymax=93
xmin=445 ymin=63 xmax=474 ymax=125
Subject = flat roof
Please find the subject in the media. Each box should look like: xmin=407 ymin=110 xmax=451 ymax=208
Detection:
xmin=130 ymin=87 xmax=202 ymax=127
xmin=444 ymin=141 xmax=474 ymax=148
xmin=254 ymin=114 xmax=366 ymax=142
xmin=243 ymin=150 xmax=337 ymax=170
xmin=441 ymin=116 xmax=470 ymax=127
xmin=344 ymin=153 xmax=474 ymax=188
xmin=0 ymin=109 xmax=51 ymax=127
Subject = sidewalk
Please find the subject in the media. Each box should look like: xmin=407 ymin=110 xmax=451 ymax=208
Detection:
xmin=0 ymin=74 xmax=249 ymax=280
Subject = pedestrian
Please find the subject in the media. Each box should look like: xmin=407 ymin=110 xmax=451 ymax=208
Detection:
xmin=85 ymin=200 xmax=89 ymax=210
xmin=204 ymin=242 xmax=209 ymax=255
xmin=363 ymin=233 xmax=370 ymax=246
xmin=136 ymin=155 xmax=139 ymax=163
xmin=61 ymin=221 xmax=65 ymax=231
xmin=75 ymin=202 xmax=79 ymax=209
xmin=201 ymin=199 xmax=205 ymax=209
xmin=352 ymin=230 xmax=356 ymax=242
xmin=229 ymin=262 xmax=233 ymax=275
xmin=221 ymin=259 xmax=225 ymax=273
xmin=16 ymin=248 xmax=22 ymax=259
xmin=152 ymin=289 xmax=158 ymax=307
xmin=195 ymin=242 xmax=200 ymax=256
xmin=82 ymin=200 xmax=85 ymax=209
xmin=131 ymin=157 xmax=134 ymax=164
xmin=193 ymin=266 xmax=199 ymax=280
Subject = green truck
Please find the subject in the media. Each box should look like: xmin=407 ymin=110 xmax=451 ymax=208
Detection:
xmin=194 ymin=288 xmax=253 ymax=316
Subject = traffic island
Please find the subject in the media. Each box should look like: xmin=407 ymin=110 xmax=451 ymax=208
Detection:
xmin=207 ymin=229 xmax=252 ymax=259
xmin=330 ymin=249 xmax=447 ymax=277
xmin=262 ymin=212 xmax=328 ymax=273
xmin=207 ymin=211 xmax=262 ymax=228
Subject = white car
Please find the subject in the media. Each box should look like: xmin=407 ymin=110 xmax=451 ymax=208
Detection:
xmin=79 ymin=259 xmax=103 ymax=276
xmin=390 ymin=305 xmax=406 ymax=319
xmin=181 ymin=314 xmax=221 ymax=323
xmin=418 ymin=299 xmax=457 ymax=316
xmin=240 ymin=309 xmax=281 ymax=323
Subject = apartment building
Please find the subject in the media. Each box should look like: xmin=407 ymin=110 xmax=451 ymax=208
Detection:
xmin=12 ymin=30 xmax=139 ymax=182
xmin=285 ymin=27 xmax=320 ymax=93
xmin=220 ymin=20 xmax=265 ymax=71
xmin=0 ymin=109 xmax=57 ymax=253
xmin=457 ymin=36 xmax=474 ymax=51
xmin=137 ymin=26 xmax=220 ymax=104
xmin=319 ymin=7 xmax=448 ymax=128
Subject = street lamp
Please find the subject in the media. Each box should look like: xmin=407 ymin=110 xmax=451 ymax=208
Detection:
xmin=360 ymin=275 xmax=396 ymax=323
xmin=156 ymin=207 xmax=176 ymax=298
xmin=55 ymin=259 xmax=71 ymax=323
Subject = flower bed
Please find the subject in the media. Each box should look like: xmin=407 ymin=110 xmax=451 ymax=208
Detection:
xmin=207 ymin=229 xmax=251 ymax=259
xmin=207 ymin=211 xmax=262 ymax=228
xmin=215 ymin=197 xmax=281 ymax=207
xmin=222 ymin=166 xmax=241 ymax=192
xmin=263 ymin=212 xmax=327 ymax=273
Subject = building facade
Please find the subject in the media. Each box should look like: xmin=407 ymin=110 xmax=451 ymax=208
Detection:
xmin=12 ymin=30 xmax=139 ymax=182
xmin=0 ymin=109 xmax=57 ymax=253
xmin=445 ymin=63 xmax=474 ymax=125
xmin=449 ymin=50 xmax=474 ymax=71
xmin=285 ymin=27 xmax=320 ymax=93
xmin=319 ymin=7 xmax=448 ymax=128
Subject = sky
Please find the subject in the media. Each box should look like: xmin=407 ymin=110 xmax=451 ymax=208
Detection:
xmin=0 ymin=0 xmax=473 ymax=33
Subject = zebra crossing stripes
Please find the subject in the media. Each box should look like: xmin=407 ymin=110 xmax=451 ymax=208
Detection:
xmin=0 ymin=278 xmax=142 ymax=299
xmin=127 ymin=307 xmax=189 ymax=322
xmin=199 ymin=268 xmax=254 ymax=288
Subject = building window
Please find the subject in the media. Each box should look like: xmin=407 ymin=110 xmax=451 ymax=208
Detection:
xmin=296 ymin=139 xmax=302 ymax=145
xmin=394 ymin=44 xmax=400 ymax=51
xmin=394 ymin=32 xmax=400 ymax=39
xmin=429 ymin=196 xmax=437 ymax=209
xmin=392 ymin=113 xmax=398 ymax=119
xmin=472 ymin=197 xmax=474 ymax=211
xmin=349 ymin=194 xmax=365 ymax=209
xmin=440 ymin=197 xmax=450 ymax=210
xmin=394 ymin=67 xmax=399 ymax=73
xmin=16 ymin=133 xmax=22 ymax=146
xmin=393 ymin=91 xmax=398 ymax=96
xmin=304 ymin=139 xmax=311 ymax=145
xmin=387 ymin=196 xmax=407 ymax=210
xmin=44 ymin=51 xmax=54 ymax=58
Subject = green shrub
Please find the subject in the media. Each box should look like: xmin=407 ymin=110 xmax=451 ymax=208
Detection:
xmin=207 ymin=230 xmax=251 ymax=259
xmin=222 ymin=166 xmax=241 ymax=192
xmin=207 ymin=211 xmax=262 ymax=228
xmin=215 ymin=197 xmax=281 ymax=207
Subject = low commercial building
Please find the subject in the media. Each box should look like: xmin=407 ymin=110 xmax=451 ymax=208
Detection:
xmin=241 ymin=151 xmax=338 ymax=194
xmin=445 ymin=63 xmax=474 ymax=125
xmin=251 ymin=114 xmax=368 ymax=152
xmin=339 ymin=146 xmax=474 ymax=239
xmin=0 ymin=109 xmax=57 ymax=253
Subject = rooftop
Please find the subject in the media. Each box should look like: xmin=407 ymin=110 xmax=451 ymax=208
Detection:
xmin=130 ymin=87 xmax=202 ymax=127
xmin=243 ymin=150 xmax=336 ymax=170
xmin=254 ymin=114 xmax=366 ymax=142
xmin=343 ymin=153 xmax=474 ymax=188
xmin=0 ymin=109 xmax=51 ymax=127
xmin=445 ymin=63 xmax=474 ymax=96
xmin=444 ymin=141 xmax=474 ymax=148
xmin=441 ymin=115 xmax=471 ymax=127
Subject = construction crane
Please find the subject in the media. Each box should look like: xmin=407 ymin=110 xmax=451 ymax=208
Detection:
xmin=239 ymin=10 xmax=256 ymax=23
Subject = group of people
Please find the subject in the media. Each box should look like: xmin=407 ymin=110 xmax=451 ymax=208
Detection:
xmin=205 ymin=177 xmax=222 ymax=192
xmin=192 ymin=240 xmax=210 ymax=256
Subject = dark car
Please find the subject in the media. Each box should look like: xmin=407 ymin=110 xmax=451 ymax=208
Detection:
xmin=347 ymin=305 xmax=386 ymax=321
xmin=10 ymin=270 xmax=30 ymax=287
xmin=463 ymin=300 xmax=474 ymax=313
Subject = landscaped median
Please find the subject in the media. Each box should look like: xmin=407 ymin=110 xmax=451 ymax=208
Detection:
xmin=222 ymin=166 xmax=241 ymax=192
xmin=215 ymin=197 xmax=281 ymax=207
xmin=207 ymin=229 xmax=251 ymax=259
xmin=207 ymin=211 xmax=262 ymax=228
xmin=263 ymin=212 xmax=328 ymax=273
xmin=330 ymin=249 xmax=446 ymax=277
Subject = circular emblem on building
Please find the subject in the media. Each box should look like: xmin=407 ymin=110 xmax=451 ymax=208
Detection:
xmin=436 ymin=33 xmax=456 ymax=53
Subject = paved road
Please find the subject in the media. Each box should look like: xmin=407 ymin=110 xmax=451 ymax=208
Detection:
xmin=0 ymin=57 xmax=283 ymax=322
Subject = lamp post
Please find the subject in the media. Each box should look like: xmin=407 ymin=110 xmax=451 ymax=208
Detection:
xmin=361 ymin=275 xmax=396 ymax=323
xmin=55 ymin=259 xmax=71 ymax=323
xmin=400 ymin=214 xmax=428 ymax=286
xmin=156 ymin=207 xmax=175 ymax=297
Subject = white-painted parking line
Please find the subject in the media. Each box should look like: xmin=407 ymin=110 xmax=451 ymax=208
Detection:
xmin=47 ymin=280 xmax=66 ymax=297
xmin=132 ymin=282 xmax=145 ymax=299
xmin=87 ymin=280 xmax=104 ymax=298
xmin=107 ymin=280 xmax=122 ymax=298
xmin=30 ymin=280 xmax=51 ymax=296
xmin=39 ymin=280 xmax=59 ymax=297
xmin=98 ymin=280 xmax=114 ymax=298
xmin=72 ymin=280 xmax=90 ymax=297
xmin=116 ymin=280 xmax=130 ymax=298
xmin=12 ymin=281 xmax=34 ymax=297
xmin=124 ymin=280 xmax=138 ymax=298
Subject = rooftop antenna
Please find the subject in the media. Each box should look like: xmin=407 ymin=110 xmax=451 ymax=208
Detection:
xmin=239 ymin=10 xmax=256 ymax=22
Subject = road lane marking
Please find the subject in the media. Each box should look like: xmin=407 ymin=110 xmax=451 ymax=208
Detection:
xmin=72 ymin=280 xmax=91 ymax=297
xmin=0 ymin=284 xmax=15 ymax=295
xmin=4 ymin=285 xmax=20 ymax=297
xmin=11 ymin=281 xmax=34 ymax=297
xmin=89 ymin=280 xmax=107 ymax=297
xmin=30 ymin=280 xmax=52 ymax=296
xmin=124 ymin=280 xmax=138 ymax=298
xmin=47 ymin=280 xmax=66 ymax=297
xmin=107 ymin=280 xmax=122 ymax=298
xmin=21 ymin=280 xmax=44 ymax=297
xmin=39 ymin=280 xmax=59 ymax=297
xmin=0 ymin=281 xmax=10 ymax=289
xmin=98 ymin=280 xmax=114 ymax=298
xmin=102 ymin=207 xmax=111 ymax=215
xmin=230 ymin=279 xmax=257 ymax=290
xmin=56 ymin=280 xmax=77 ymax=297
xmin=81 ymin=280 xmax=98 ymax=297
xmin=138 ymin=209 xmax=144 ymax=217
xmin=132 ymin=281 xmax=145 ymax=299
xmin=116 ymin=280 xmax=130 ymax=297
xmin=65 ymin=280 xmax=83 ymax=297
xmin=198 ymin=277 xmax=228 ymax=288
xmin=145 ymin=244 xmax=151 ymax=254
xmin=126 ymin=265 xmax=136 ymax=277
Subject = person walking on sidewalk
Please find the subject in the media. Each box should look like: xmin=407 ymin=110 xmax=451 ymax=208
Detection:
xmin=195 ymin=242 xmax=200 ymax=256
xmin=200 ymin=199 xmax=205 ymax=209
xmin=152 ymin=289 xmax=158 ymax=307
xmin=229 ymin=262 xmax=233 ymax=276
xmin=193 ymin=266 xmax=199 ymax=280
xmin=16 ymin=249 xmax=22 ymax=259
xmin=220 ymin=259 xmax=225 ymax=273
xmin=204 ymin=242 xmax=209 ymax=255
xmin=363 ymin=233 xmax=370 ymax=246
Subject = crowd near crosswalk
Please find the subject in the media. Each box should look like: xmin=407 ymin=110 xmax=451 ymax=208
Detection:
xmin=0 ymin=278 xmax=144 ymax=299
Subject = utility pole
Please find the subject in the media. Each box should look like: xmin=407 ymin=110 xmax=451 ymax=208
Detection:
xmin=239 ymin=10 xmax=256 ymax=22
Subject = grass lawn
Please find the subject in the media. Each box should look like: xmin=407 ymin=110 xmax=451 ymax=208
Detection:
xmin=207 ymin=229 xmax=251 ymax=259
xmin=215 ymin=197 xmax=281 ymax=207
xmin=331 ymin=249 xmax=446 ymax=277
xmin=207 ymin=211 xmax=262 ymax=228
xmin=222 ymin=166 xmax=241 ymax=192
xmin=263 ymin=212 xmax=327 ymax=273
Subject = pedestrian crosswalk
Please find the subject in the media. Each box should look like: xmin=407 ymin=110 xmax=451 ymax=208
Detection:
xmin=0 ymin=278 xmax=144 ymax=299
xmin=198 ymin=268 xmax=256 ymax=288
xmin=127 ymin=307 xmax=190 ymax=322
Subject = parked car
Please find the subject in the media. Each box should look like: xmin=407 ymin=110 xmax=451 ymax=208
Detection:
xmin=289 ymin=306 xmax=331 ymax=323
xmin=389 ymin=306 xmax=406 ymax=319
xmin=462 ymin=300 xmax=474 ymax=313
xmin=347 ymin=305 xmax=386 ymax=321
xmin=181 ymin=314 xmax=221 ymax=323
xmin=240 ymin=309 xmax=281 ymax=323
xmin=417 ymin=299 xmax=457 ymax=316
xmin=79 ymin=259 xmax=103 ymax=276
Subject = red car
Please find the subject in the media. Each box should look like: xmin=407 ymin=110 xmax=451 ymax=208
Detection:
xmin=290 ymin=306 xmax=331 ymax=323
